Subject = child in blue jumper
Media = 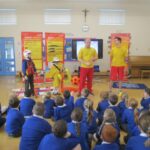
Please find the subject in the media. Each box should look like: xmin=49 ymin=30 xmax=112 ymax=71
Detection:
xmin=54 ymin=96 xmax=71 ymax=122
xmin=75 ymin=88 xmax=90 ymax=111
xmin=5 ymin=95 xmax=25 ymax=137
xmin=108 ymin=93 xmax=120 ymax=121
xmin=118 ymin=92 xmax=128 ymax=118
xmin=140 ymin=87 xmax=150 ymax=111
xmin=68 ymin=107 xmax=90 ymax=150
xmin=63 ymin=90 xmax=74 ymax=113
xmin=39 ymin=120 xmax=81 ymax=150
xmin=19 ymin=89 xmax=35 ymax=118
xmin=94 ymin=124 xmax=119 ymax=150
xmin=20 ymin=102 xmax=51 ymax=150
xmin=83 ymin=99 xmax=98 ymax=148
xmin=126 ymin=110 xmax=150 ymax=150
xmin=96 ymin=91 xmax=109 ymax=124
xmin=43 ymin=92 xmax=55 ymax=118
xmin=94 ymin=108 xmax=120 ymax=146
xmin=122 ymin=98 xmax=138 ymax=143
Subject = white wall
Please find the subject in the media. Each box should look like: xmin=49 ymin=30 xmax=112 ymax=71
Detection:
xmin=0 ymin=0 xmax=150 ymax=72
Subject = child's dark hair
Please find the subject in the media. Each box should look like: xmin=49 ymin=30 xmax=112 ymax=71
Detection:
xmin=9 ymin=95 xmax=20 ymax=108
xmin=71 ymin=108 xmax=83 ymax=136
xmin=43 ymin=92 xmax=51 ymax=102
xmin=109 ymin=94 xmax=118 ymax=105
xmin=63 ymin=90 xmax=70 ymax=99
xmin=81 ymin=88 xmax=90 ymax=98
xmin=145 ymin=87 xmax=150 ymax=96
xmin=84 ymin=99 xmax=93 ymax=123
xmin=24 ymin=89 xmax=32 ymax=97
xmin=52 ymin=120 xmax=67 ymax=138
xmin=100 ymin=91 xmax=109 ymax=100
xmin=55 ymin=96 xmax=64 ymax=106
xmin=32 ymin=102 xmax=44 ymax=116
xmin=138 ymin=110 xmax=150 ymax=147
xmin=115 ymin=37 xmax=122 ymax=43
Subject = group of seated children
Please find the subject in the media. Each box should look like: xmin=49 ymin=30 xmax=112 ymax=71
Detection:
xmin=0 ymin=87 xmax=150 ymax=150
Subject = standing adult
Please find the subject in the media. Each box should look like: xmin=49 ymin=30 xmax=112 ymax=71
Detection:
xmin=22 ymin=49 xmax=36 ymax=96
xmin=109 ymin=37 xmax=128 ymax=92
xmin=78 ymin=38 xmax=98 ymax=94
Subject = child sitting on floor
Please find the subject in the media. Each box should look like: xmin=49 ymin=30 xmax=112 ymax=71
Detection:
xmin=19 ymin=89 xmax=35 ymax=118
xmin=0 ymin=103 xmax=6 ymax=128
xmin=39 ymin=120 xmax=81 ymax=150
xmin=43 ymin=92 xmax=55 ymax=118
xmin=54 ymin=96 xmax=71 ymax=122
xmin=5 ymin=95 xmax=25 ymax=137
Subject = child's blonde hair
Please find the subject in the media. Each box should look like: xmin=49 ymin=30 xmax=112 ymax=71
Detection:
xmin=128 ymin=98 xmax=138 ymax=109
xmin=84 ymin=99 xmax=93 ymax=123
xmin=139 ymin=110 xmax=150 ymax=147
xmin=103 ymin=108 xmax=117 ymax=123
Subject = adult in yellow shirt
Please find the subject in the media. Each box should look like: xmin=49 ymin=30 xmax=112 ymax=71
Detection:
xmin=110 ymin=37 xmax=128 ymax=92
xmin=78 ymin=38 xmax=98 ymax=93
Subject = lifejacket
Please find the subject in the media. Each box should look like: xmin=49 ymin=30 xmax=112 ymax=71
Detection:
xmin=27 ymin=59 xmax=35 ymax=75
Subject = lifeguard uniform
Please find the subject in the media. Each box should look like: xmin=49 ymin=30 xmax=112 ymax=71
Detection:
xmin=78 ymin=47 xmax=97 ymax=93
xmin=110 ymin=46 xmax=128 ymax=81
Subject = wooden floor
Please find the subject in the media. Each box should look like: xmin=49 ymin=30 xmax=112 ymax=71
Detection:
xmin=0 ymin=76 xmax=150 ymax=150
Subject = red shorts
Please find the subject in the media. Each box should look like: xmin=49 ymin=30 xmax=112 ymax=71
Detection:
xmin=110 ymin=66 xmax=125 ymax=81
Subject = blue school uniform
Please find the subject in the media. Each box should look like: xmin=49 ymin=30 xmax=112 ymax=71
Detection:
xmin=122 ymin=107 xmax=136 ymax=133
xmin=141 ymin=97 xmax=150 ymax=110
xmin=43 ymin=99 xmax=55 ymax=118
xmin=96 ymin=99 xmax=109 ymax=120
xmin=82 ymin=110 xmax=97 ymax=133
xmin=126 ymin=133 xmax=149 ymax=150
xmin=67 ymin=121 xmax=90 ymax=150
xmin=75 ymin=96 xmax=87 ymax=111
xmin=38 ymin=133 xmax=80 ymax=150
xmin=94 ymin=142 xmax=119 ymax=150
xmin=131 ymin=125 xmax=140 ymax=136
xmin=19 ymin=97 xmax=35 ymax=117
xmin=109 ymin=105 xmax=120 ymax=119
xmin=54 ymin=104 xmax=71 ymax=122
xmin=118 ymin=100 xmax=127 ymax=117
xmin=65 ymin=96 xmax=74 ymax=112
xmin=5 ymin=108 xmax=24 ymax=136
xmin=20 ymin=115 xmax=51 ymax=150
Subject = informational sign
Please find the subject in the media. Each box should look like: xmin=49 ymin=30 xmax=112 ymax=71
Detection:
xmin=45 ymin=33 xmax=65 ymax=66
xmin=21 ymin=32 xmax=43 ymax=70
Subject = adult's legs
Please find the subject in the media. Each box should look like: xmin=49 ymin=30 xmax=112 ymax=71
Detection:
xmin=118 ymin=66 xmax=125 ymax=91
xmin=29 ymin=75 xmax=34 ymax=96
xmin=79 ymin=67 xmax=88 ymax=93
xmin=86 ymin=68 xmax=94 ymax=93
xmin=25 ymin=77 xmax=30 ymax=94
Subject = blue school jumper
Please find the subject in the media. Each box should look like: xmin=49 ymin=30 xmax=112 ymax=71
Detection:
xmin=82 ymin=110 xmax=98 ymax=133
xmin=131 ymin=125 xmax=140 ymax=137
xmin=122 ymin=107 xmax=136 ymax=133
xmin=19 ymin=97 xmax=35 ymax=117
xmin=141 ymin=97 xmax=150 ymax=110
xmin=38 ymin=133 xmax=80 ymax=150
xmin=94 ymin=142 xmax=119 ymax=150
xmin=65 ymin=96 xmax=74 ymax=112
xmin=19 ymin=115 xmax=51 ymax=150
xmin=54 ymin=104 xmax=71 ymax=122
xmin=67 ymin=121 xmax=90 ymax=150
xmin=96 ymin=99 xmax=109 ymax=120
xmin=126 ymin=133 xmax=149 ymax=150
xmin=43 ymin=99 xmax=55 ymax=118
xmin=74 ymin=96 xmax=87 ymax=111
xmin=118 ymin=100 xmax=127 ymax=118
xmin=5 ymin=108 xmax=24 ymax=136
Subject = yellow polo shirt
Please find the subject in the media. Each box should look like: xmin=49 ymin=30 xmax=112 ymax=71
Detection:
xmin=110 ymin=46 xmax=128 ymax=67
xmin=78 ymin=47 xmax=97 ymax=68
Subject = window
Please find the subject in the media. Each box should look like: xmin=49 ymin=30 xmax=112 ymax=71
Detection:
xmin=0 ymin=9 xmax=17 ymax=25
xmin=99 ymin=9 xmax=125 ymax=25
xmin=44 ymin=9 xmax=71 ymax=25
